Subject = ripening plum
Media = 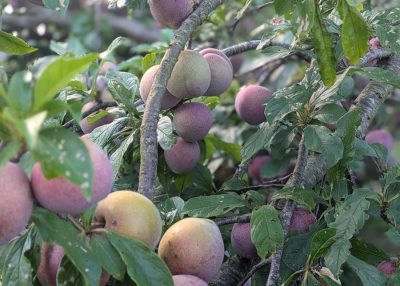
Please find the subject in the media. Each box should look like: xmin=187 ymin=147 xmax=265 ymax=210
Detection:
xmin=173 ymin=102 xmax=212 ymax=142
xmin=99 ymin=61 xmax=116 ymax=75
xmin=164 ymin=137 xmax=200 ymax=174
xmin=172 ymin=275 xmax=208 ymax=286
xmin=158 ymin=218 xmax=225 ymax=282
xmin=365 ymin=129 xmax=394 ymax=152
xmin=288 ymin=207 xmax=317 ymax=234
xmin=248 ymin=155 xmax=271 ymax=182
xmin=94 ymin=191 xmax=163 ymax=250
xmin=31 ymin=138 xmax=113 ymax=214
xmin=38 ymin=243 xmax=109 ymax=286
xmin=230 ymin=54 xmax=245 ymax=74
xmin=377 ymin=259 xmax=397 ymax=276
xmin=199 ymin=48 xmax=232 ymax=67
xmin=230 ymin=223 xmax=257 ymax=259
xmin=202 ymin=53 xmax=233 ymax=96
xmin=140 ymin=65 xmax=181 ymax=110
xmin=235 ymin=85 xmax=273 ymax=125
xmin=0 ymin=162 xmax=33 ymax=245
xmin=148 ymin=0 xmax=202 ymax=29
xmin=79 ymin=102 xmax=115 ymax=134
xmin=167 ymin=50 xmax=211 ymax=99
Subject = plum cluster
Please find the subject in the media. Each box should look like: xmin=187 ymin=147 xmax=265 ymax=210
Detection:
xmin=139 ymin=48 xmax=234 ymax=174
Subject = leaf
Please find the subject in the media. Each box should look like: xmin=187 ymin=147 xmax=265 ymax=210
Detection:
xmin=309 ymin=0 xmax=336 ymax=86
xmin=110 ymin=132 xmax=135 ymax=179
xmin=346 ymin=255 xmax=387 ymax=286
xmin=182 ymin=193 xmax=247 ymax=218
xmin=309 ymin=228 xmax=336 ymax=262
xmin=141 ymin=53 xmax=157 ymax=73
xmin=6 ymin=71 xmax=33 ymax=116
xmin=57 ymin=257 xmax=85 ymax=286
xmin=241 ymin=124 xmax=274 ymax=162
xmin=157 ymin=116 xmax=175 ymax=151
xmin=251 ymin=205 xmax=284 ymax=259
xmin=32 ymin=207 xmax=102 ymax=286
xmin=43 ymin=0 xmax=70 ymax=16
xmin=1 ymin=227 xmax=35 ymax=286
xmin=90 ymin=235 xmax=126 ymax=280
xmin=205 ymin=135 xmax=242 ymax=163
xmin=0 ymin=141 xmax=21 ymax=167
xmin=89 ymin=118 xmax=129 ymax=148
xmin=313 ymin=103 xmax=346 ymax=124
xmin=264 ymin=96 xmax=291 ymax=125
xmin=272 ymin=187 xmax=316 ymax=211
xmin=355 ymin=67 xmax=400 ymax=89
xmin=338 ymin=0 xmax=369 ymax=64
xmin=107 ymin=231 xmax=173 ymax=286
xmin=34 ymin=54 xmax=98 ymax=110
xmin=0 ymin=30 xmax=37 ymax=55
xmin=350 ymin=238 xmax=388 ymax=265
xmin=31 ymin=127 xmax=93 ymax=200
xmin=105 ymin=71 xmax=139 ymax=112
xmin=304 ymin=125 xmax=344 ymax=168
xmin=274 ymin=0 xmax=296 ymax=15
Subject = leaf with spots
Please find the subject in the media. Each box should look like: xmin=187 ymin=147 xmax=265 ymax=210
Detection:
xmin=31 ymin=127 xmax=93 ymax=200
xmin=32 ymin=207 xmax=102 ymax=286
xmin=251 ymin=205 xmax=284 ymax=259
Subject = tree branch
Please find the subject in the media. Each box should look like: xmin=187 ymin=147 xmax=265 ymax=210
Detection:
xmin=238 ymin=258 xmax=272 ymax=286
xmin=138 ymin=0 xmax=225 ymax=199
xmin=215 ymin=213 xmax=251 ymax=226
xmin=209 ymin=255 xmax=255 ymax=286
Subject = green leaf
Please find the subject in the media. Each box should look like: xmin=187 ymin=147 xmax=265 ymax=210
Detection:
xmin=205 ymin=135 xmax=242 ymax=163
xmin=43 ymin=0 xmax=70 ymax=16
xmin=274 ymin=0 xmax=296 ymax=15
xmin=6 ymin=71 xmax=33 ymax=116
xmin=105 ymin=71 xmax=139 ymax=112
xmin=251 ymin=205 xmax=284 ymax=259
xmin=157 ymin=116 xmax=175 ymax=151
xmin=31 ymin=128 xmax=93 ymax=200
xmin=346 ymin=255 xmax=387 ymax=286
xmin=304 ymin=125 xmax=344 ymax=168
xmin=90 ymin=235 xmax=126 ymax=280
xmin=241 ymin=124 xmax=274 ymax=162
xmin=32 ymin=207 xmax=102 ymax=286
xmin=272 ymin=187 xmax=316 ymax=211
xmin=0 ymin=141 xmax=21 ymax=167
xmin=350 ymin=238 xmax=388 ymax=265
xmin=0 ymin=30 xmax=37 ymax=55
xmin=1 ymin=227 xmax=35 ymax=286
xmin=309 ymin=1 xmax=336 ymax=86
xmin=355 ymin=67 xmax=400 ymax=89
xmin=313 ymin=103 xmax=346 ymax=124
xmin=264 ymin=96 xmax=291 ymax=125
xmin=338 ymin=0 xmax=369 ymax=64
xmin=57 ymin=257 xmax=85 ymax=286
xmin=141 ymin=53 xmax=157 ymax=73
xmin=110 ymin=132 xmax=135 ymax=179
xmin=34 ymin=54 xmax=98 ymax=110
xmin=182 ymin=193 xmax=247 ymax=218
xmin=107 ymin=231 xmax=173 ymax=286
xmin=309 ymin=228 xmax=336 ymax=262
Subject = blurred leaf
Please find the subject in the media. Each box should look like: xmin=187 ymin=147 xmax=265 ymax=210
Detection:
xmin=34 ymin=54 xmax=98 ymax=111
xmin=205 ymin=135 xmax=242 ymax=163
xmin=0 ymin=31 xmax=37 ymax=55
xmin=350 ymin=238 xmax=388 ymax=265
xmin=107 ymin=231 xmax=173 ymax=286
xmin=304 ymin=125 xmax=344 ymax=168
xmin=32 ymin=207 xmax=102 ymax=286
xmin=346 ymin=255 xmax=387 ymax=286
xmin=355 ymin=67 xmax=400 ymax=89
xmin=57 ymin=257 xmax=85 ymax=286
xmin=43 ymin=0 xmax=70 ymax=16
xmin=274 ymin=0 xmax=296 ymax=15
xmin=182 ymin=193 xmax=247 ymax=217
xmin=31 ymin=127 xmax=93 ymax=200
xmin=7 ymin=71 xmax=33 ymax=116
xmin=0 ymin=141 xmax=21 ymax=167
xmin=251 ymin=205 xmax=284 ymax=259
xmin=141 ymin=53 xmax=157 ymax=73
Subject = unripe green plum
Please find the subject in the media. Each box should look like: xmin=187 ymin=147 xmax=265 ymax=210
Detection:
xmin=38 ymin=243 xmax=109 ymax=286
xmin=365 ymin=129 xmax=394 ymax=152
xmin=235 ymin=85 xmax=272 ymax=125
xmin=173 ymin=102 xmax=212 ymax=142
xmin=377 ymin=259 xmax=397 ymax=276
xmin=140 ymin=65 xmax=180 ymax=110
xmin=203 ymin=53 xmax=233 ymax=96
xmin=167 ymin=50 xmax=211 ymax=99
xmin=164 ymin=137 xmax=200 ymax=174
xmin=159 ymin=218 xmax=224 ymax=282
xmin=80 ymin=102 xmax=115 ymax=134
xmin=94 ymin=191 xmax=162 ymax=250
xmin=288 ymin=207 xmax=317 ymax=234
xmin=148 ymin=0 xmax=202 ymax=29
xmin=231 ymin=223 xmax=257 ymax=259
xmin=31 ymin=138 xmax=113 ymax=214
xmin=173 ymin=275 xmax=208 ymax=286
xmin=99 ymin=61 xmax=116 ymax=75
xmin=0 ymin=162 xmax=33 ymax=245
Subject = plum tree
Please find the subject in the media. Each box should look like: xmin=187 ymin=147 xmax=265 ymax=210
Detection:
xmin=234 ymin=85 xmax=273 ymax=125
xmin=164 ymin=137 xmax=200 ymax=174
xmin=377 ymin=259 xmax=397 ymax=276
xmin=173 ymin=102 xmax=213 ymax=142
xmin=248 ymin=155 xmax=270 ymax=182
xmin=158 ymin=217 xmax=224 ymax=282
xmin=202 ymin=52 xmax=233 ymax=96
xmin=37 ymin=243 xmax=109 ymax=286
xmin=148 ymin=0 xmax=201 ymax=29
xmin=94 ymin=191 xmax=162 ymax=250
xmin=288 ymin=207 xmax=317 ymax=234
xmin=172 ymin=275 xmax=208 ymax=286
xmin=365 ymin=129 xmax=395 ymax=152
xmin=0 ymin=162 xmax=33 ymax=245
xmin=79 ymin=102 xmax=115 ymax=134
xmin=37 ymin=243 xmax=65 ymax=286
xmin=31 ymin=138 xmax=113 ymax=214
xmin=230 ymin=223 xmax=257 ymax=259
xmin=140 ymin=65 xmax=181 ymax=110
xmin=167 ymin=50 xmax=211 ymax=99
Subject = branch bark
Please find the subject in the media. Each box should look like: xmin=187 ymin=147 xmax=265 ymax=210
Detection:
xmin=209 ymin=255 xmax=255 ymax=286
xmin=138 ymin=0 xmax=225 ymax=199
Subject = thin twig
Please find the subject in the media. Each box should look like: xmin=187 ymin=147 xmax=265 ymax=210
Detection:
xmin=237 ymin=258 xmax=272 ymax=286
xmin=63 ymin=102 xmax=117 ymax=128
xmin=215 ymin=213 xmax=251 ymax=226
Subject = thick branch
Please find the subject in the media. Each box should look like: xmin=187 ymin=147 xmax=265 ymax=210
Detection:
xmin=209 ymin=255 xmax=255 ymax=286
xmin=215 ymin=213 xmax=251 ymax=226
xmin=138 ymin=0 xmax=225 ymax=199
